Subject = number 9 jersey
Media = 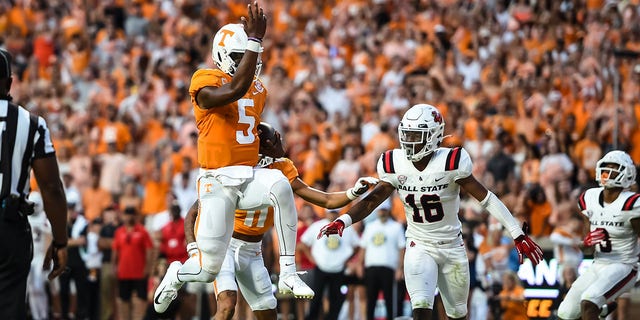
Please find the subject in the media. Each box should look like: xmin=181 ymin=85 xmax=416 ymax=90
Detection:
xmin=377 ymin=147 xmax=473 ymax=244
xmin=189 ymin=68 xmax=268 ymax=169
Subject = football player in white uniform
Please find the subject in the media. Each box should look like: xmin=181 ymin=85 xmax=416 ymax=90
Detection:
xmin=558 ymin=150 xmax=640 ymax=320
xmin=26 ymin=192 xmax=52 ymax=320
xmin=318 ymin=104 xmax=543 ymax=320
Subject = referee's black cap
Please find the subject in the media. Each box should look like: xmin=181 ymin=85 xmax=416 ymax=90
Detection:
xmin=0 ymin=49 xmax=12 ymax=79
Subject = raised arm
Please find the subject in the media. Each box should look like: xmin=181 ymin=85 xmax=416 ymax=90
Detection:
xmin=196 ymin=3 xmax=266 ymax=109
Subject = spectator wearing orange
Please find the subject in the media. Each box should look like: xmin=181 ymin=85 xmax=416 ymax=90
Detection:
xmin=82 ymin=173 xmax=114 ymax=223
xmin=140 ymin=167 xmax=171 ymax=235
xmin=498 ymin=271 xmax=527 ymax=320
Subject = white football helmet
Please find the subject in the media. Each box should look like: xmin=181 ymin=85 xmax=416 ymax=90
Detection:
xmin=398 ymin=104 xmax=445 ymax=161
xmin=595 ymin=150 xmax=637 ymax=189
xmin=211 ymin=23 xmax=263 ymax=76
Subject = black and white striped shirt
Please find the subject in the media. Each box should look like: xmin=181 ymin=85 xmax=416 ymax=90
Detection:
xmin=0 ymin=100 xmax=56 ymax=199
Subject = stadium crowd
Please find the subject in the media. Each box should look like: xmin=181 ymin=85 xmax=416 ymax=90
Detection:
xmin=3 ymin=0 xmax=640 ymax=319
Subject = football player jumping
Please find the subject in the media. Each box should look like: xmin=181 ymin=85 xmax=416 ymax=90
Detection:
xmin=318 ymin=104 xmax=543 ymax=320
xmin=558 ymin=150 xmax=640 ymax=320
xmin=184 ymin=123 xmax=378 ymax=320
xmin=154 ymin=2 xmax=314 ymax=313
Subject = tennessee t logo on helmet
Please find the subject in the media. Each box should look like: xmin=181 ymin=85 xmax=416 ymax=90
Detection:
xmin=217 ymin=29 xmax=235 ymax=46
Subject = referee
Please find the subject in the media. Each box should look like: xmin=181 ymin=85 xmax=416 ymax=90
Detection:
xmin=0 ymin=49 xmax=69 ymax=319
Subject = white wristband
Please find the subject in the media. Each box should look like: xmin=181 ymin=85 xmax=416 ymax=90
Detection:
xmin=346 ymin=188 xmax=358 ymax=200
xmin=247 ymin=40 xmax=262 ymax=53
xmin=186 ymin=242 xmax=199 ymax=255
xmin=337 ymin=214 xmax=353 ymax=228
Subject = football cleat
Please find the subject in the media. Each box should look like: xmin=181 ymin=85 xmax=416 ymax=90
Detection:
xmin=153 ymin=261 xmax=184 ymax=313
xmin=278 ymin=272 xmax=314 ymax=299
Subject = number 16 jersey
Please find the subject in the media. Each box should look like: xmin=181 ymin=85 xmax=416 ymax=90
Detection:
xmin=377 ymin=147 xmax=473 ymax=244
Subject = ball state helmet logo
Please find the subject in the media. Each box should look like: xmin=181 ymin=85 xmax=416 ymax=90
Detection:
xmin=432 ymin=111 xmax=443 ymax=124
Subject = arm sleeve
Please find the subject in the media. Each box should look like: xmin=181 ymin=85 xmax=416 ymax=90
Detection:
xmin=33 ymin=116 xmax=56 ymax=159
xmin=480 ymin=191 xmax=524 ymax=239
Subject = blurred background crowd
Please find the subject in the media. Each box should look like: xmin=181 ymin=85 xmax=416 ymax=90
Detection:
xmin=3 ymin=0 xmax=640 ymax=319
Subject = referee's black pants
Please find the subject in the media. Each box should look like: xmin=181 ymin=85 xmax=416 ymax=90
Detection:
xmin=364 ymin=266 xmax=395 ymax=320
xmin=306 ymin=268 xmax=346 ymax=320
xmin=0 ymin=212 xmax=32 ymax=320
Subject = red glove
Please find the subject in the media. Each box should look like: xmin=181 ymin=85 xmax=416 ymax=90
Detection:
xmin=317 ymin=220 xmax=345 ymax=239
xmin=514 ymin=223 xmax=544 ymax=265
xmin=583 ymin=228 xmax=607 ymax=247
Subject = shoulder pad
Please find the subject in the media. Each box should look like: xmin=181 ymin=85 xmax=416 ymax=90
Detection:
xmin=381 ymin=150 xmax=396 ymax=174
xmin=623 ymin=193 xmax=640 ymax=211
xmin=577 ymin=191 xmax=587 ymax=211
xmin=445 ymin=147 xmax=463 ymax=171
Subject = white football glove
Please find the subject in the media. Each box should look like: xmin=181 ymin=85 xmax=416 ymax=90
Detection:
xmin=346 ymin=177 xmax=379 ymax=200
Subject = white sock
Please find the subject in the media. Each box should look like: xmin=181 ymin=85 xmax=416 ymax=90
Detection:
xmin=280 ymin=255 xmax=296 ymax=274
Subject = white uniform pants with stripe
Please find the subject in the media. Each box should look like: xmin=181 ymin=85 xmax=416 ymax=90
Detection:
xmin=404 ymin=236 xmax=469 ymax=318
xmin=558 ymin=260 xmax=637 ymax=319
xmin=186 ymin=166 xmax=297 ymax=278
xmin=214 ymin=238 xmax=276 ymax=311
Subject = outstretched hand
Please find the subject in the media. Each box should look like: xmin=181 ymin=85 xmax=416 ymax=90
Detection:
xmin=241 ymin=1 xmax=267 ymax=40
xmin=514 ymin=223 xmax=544 ymax=266
xmin=346 ymin=177 xmax=379 ymax=200
xmin=317 ymin=220 xmax=345 ymax=239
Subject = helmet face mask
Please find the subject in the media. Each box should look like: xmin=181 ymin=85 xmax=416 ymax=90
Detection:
xmin=595 ymin=150 xmax=636 ymax=189
xmin=398 ymin=104 xmax=445 ymax=162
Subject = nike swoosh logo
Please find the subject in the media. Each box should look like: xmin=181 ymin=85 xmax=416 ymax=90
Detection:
xmin=286 ymin=224 xmax=296 ymax=232
xmin=154 ymin=292 xmax=163 ymax=305
xmin=435 ymin=177 xmax=445 ymax=182
xmin=284 ymin=263 xmax=294 ymax=266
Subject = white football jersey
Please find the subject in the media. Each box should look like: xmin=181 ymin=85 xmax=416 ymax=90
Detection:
xmin=579 ymin=188 xmax=640 ymax=264
xmin=28 ymin=211 xmax=52 ymax=258
xmin=377 ymin=147 xmax=472 ymax=244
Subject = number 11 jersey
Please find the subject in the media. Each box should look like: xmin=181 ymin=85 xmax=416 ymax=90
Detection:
xmin=376 ymin=147 xmax=473 ymax=243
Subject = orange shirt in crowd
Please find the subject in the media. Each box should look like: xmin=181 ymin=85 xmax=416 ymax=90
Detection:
xmin=499 ymin=285 xmax=528 ymax=320
xmin=141 ymin=180 xmax=170 ymax=215
xmin=527 ymin=200 xmax=553 ymax=237
xmin=82 ymin=187 xmax=113 ymax=222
